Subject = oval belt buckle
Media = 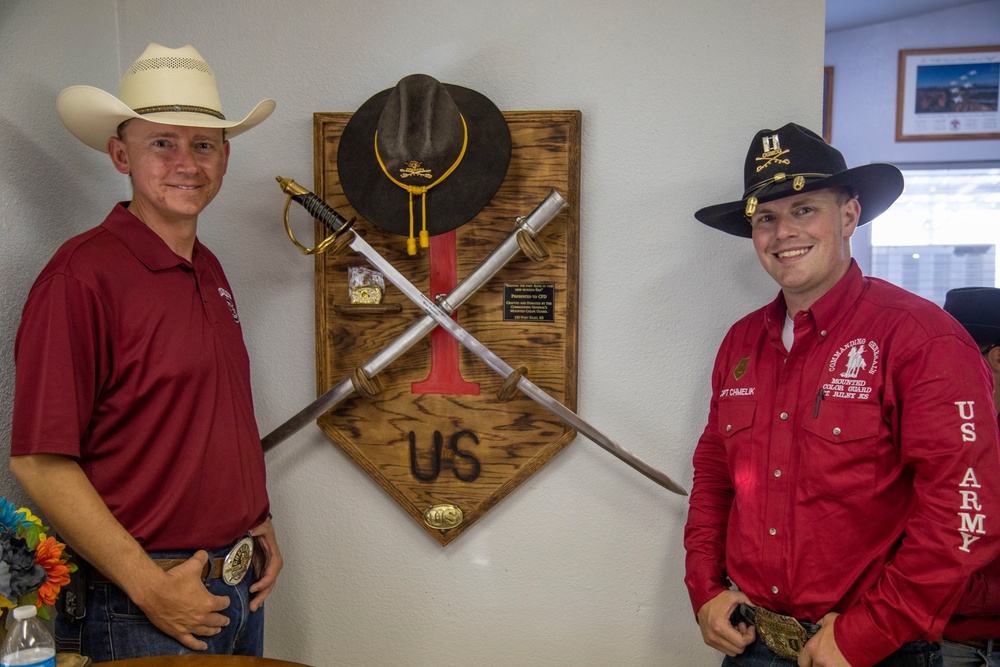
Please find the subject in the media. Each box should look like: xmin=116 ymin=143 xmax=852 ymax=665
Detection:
xmin=222 ymin=536 xmax=255 ymax=586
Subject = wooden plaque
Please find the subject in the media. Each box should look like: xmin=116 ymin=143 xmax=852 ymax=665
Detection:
xmin=310 ymin=110 xmax=581 ymax=545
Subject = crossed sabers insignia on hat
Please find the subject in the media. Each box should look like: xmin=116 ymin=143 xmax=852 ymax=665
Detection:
xmin=755 ymin=148 xmax=791 ymax=173
xmin=399 ymin=161 xmax=433 ymax=179
xmin=267 ymin=177 xmax=686 ymax=495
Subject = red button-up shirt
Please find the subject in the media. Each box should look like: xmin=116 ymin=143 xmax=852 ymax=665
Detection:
xmin=685 ymin=261 xmax=1000 ymax=666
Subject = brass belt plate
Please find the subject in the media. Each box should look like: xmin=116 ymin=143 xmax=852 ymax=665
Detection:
xmin=222 ymin=536 xmax=254 ymax=585
xmin=423 ymin=504 xmax=464 ymax=530
xmin=754 ymin=606 xmax=809 ymax=661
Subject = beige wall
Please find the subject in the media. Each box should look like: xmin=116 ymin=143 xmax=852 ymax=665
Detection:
xmin=0 ymin=1 xmax=824 ymax=664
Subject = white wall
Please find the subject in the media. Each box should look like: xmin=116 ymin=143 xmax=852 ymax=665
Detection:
xmin=0 ymin=1 xmax=124 ymax=509
xmin=0 ymin=1 xmax=825 ymax=665
xmin=824 ymin=0 xmax=1000 ymax=167
xmin=824 ymin=0 xmax=1000 ymax=273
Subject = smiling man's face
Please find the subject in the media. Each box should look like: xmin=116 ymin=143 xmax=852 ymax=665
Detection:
xmin=108 ymin=118 xmax=230 ymax=228
xmin=750 ymin=187 xmax=860 ymax=314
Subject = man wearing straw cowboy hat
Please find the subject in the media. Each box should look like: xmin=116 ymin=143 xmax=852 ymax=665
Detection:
xmin=9 ymin=43 xmax=282 ymax=661
xmin=684 ymin=123 xmax=1000 ymax=666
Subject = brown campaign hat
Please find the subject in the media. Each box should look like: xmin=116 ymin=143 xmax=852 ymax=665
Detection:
xmin=338 ymin=74 xmax=511 ymax=254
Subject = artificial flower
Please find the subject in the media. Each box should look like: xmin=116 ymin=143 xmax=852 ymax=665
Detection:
xmin=33 ymin=537 xmax=72 ymax=608
xmin=0 ymin=497 xmax=74 ymax=618
xmin=0 ymin=532 xmax=46 ymax=607
xmin=0 ymin=499 xmax=28 ymax=533
xmin=17 ymin=509 xmax=41 ymax=528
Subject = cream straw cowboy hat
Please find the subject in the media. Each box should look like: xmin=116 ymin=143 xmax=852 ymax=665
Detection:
xmin=57 ymin=43 xmax=275 ymax=152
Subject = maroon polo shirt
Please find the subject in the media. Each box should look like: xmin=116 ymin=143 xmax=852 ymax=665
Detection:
xmin=12 ymin=203 xmax=269 ymax=551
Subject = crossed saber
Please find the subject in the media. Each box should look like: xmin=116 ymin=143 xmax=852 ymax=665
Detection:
xmin=266 ymin=177 xmax=686 ymax=496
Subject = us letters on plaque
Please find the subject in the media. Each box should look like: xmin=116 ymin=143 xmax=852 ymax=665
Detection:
xmin=312 ymin=110 xmax=581 ymax=545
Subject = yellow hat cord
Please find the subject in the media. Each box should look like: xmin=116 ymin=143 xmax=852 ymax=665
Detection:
xmin=374 ymin=114 xmax=468 ymax=255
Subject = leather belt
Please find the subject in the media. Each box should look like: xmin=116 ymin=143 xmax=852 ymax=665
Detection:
xmin=90 ymin=535 xmax=255 ymax=587
xmin=91 ymin=557 xmax=225 ymax=584
xmin=738 ymin=603 xmax=818 ymax=661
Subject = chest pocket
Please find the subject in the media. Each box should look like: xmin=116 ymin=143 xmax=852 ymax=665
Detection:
xmin=718 ymin=401 xmax=756 ymax=489
xmin=800 ymin=401 xmax=883 ymax=499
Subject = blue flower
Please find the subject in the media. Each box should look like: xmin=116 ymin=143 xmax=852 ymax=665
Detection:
xmin=0 ymin=499 xmax=27 ymax=533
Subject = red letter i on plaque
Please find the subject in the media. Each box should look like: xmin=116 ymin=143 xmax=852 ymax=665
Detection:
xmin=411 ymin=230 xmax=480 ymax=395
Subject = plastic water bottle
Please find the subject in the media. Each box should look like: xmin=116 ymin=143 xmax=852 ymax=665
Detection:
xmin=0 ymin=606 xmax=55 ymax=667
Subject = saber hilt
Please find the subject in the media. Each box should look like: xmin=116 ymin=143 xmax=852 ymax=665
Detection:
xmin=277 ymin=176 xmax=355 ymax=254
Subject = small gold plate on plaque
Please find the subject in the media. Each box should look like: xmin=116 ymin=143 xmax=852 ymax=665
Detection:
xmin=350 ymin=285 xmax=383 ymax=304
xmin=423 ymin=504 xmax=464 ymax=530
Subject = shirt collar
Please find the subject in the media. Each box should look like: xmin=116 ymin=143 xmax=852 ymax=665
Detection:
xmin=101 ymin=202 xmax=204 ymax=271
xmin=764 ymin=259 xmax=865 ymax=337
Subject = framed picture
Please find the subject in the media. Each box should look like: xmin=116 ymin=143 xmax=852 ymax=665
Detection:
xmin=896 ymin=45 xmax=1000 ymax=141
xmin=823 ymin=66 xmax=834 ymax=143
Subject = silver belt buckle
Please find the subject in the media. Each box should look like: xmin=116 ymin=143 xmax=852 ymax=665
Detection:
xmin=222 ymin=536 xmax=254 ymax=585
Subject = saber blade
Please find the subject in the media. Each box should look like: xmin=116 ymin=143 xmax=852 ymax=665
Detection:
xmin=272 ymin=178 xmax=687 ymax=495
xmin=262 ymin=187 xmax=568 ymax=450
xmin=345 ymin=227 xmax=687 ymax=496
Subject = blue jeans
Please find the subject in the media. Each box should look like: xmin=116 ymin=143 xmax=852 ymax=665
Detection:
xmin=941 ymin=639 xmax=1000 ymax=667
xmin=55 ymin=540 xmax=264 ymax=662
xmin=721 ymin=638 xmax=941 ymax=666
xmin=723 ymin=607 xmax=941 ymax=666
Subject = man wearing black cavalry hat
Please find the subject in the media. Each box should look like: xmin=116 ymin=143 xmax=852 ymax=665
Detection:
xmin=941 ymin=287 xmax=1000 ymax=666
xmin=684 ymin=123 xmax=1000 ymax=666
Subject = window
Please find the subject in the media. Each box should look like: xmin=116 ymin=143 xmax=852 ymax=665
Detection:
xmin=869 ymin=165 xmax=1000 ymax=306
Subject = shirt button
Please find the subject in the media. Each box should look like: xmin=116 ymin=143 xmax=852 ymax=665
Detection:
xmin=771 ymin=586 xmax=779 ymax=594
xmin=726 ymin=425 xmax=732 ymax=432
xmin=820 ymin=330 xmax=828 ymax=336
xmin=780 ymin=412 xmax=789 ymax=420
xmin=774 ymin=469 xmax=781 ymax=477
xmin=769 ymin=528 xmax=777 ymax=536
xmin=833 ymin=427 xmax=842 ymax=436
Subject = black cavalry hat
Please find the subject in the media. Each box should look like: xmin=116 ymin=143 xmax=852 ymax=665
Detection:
xmin=944 ymin=287 xmax=1000 ymax=347
xmin=338 ymin=74 xmax=511 ymax=254
xmin=695 ymin=123 xmax=904 ymax=238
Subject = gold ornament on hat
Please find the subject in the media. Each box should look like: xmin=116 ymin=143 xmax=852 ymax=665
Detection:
xmin=743 ymin=172 xmax=832 ymax=219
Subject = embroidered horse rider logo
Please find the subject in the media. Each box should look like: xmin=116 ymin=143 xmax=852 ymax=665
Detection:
xmin=840 ymin=346 xmax=867 ymax=379
xmin=399 ymin=160 xmax=433 ymax=179
xmin=756 ymin=133 xmax=791 ymax=173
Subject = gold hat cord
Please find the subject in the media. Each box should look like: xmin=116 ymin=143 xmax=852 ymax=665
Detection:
xmin=374 ymin=114 xmax=468 ymax=255
xmin=743 ymin=172 xmax=830 ymax=217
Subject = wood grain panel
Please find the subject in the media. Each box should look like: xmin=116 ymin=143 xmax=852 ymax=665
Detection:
xmin=309 ymin=111 xmax=581 ymax=545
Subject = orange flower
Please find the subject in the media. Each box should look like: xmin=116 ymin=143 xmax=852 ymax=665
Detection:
xmin=33 ymin=537 xmax=71 ymax=608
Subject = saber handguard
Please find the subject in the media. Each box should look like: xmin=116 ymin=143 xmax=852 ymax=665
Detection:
xmin=277 ymin=176 xmax=356 ymax=255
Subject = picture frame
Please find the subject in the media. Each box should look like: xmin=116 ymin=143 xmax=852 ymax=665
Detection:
xmin=896 ymin=45 xmax=1000 ymax=141
xmin=823 ymin=66 xmax=834 ymax=143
